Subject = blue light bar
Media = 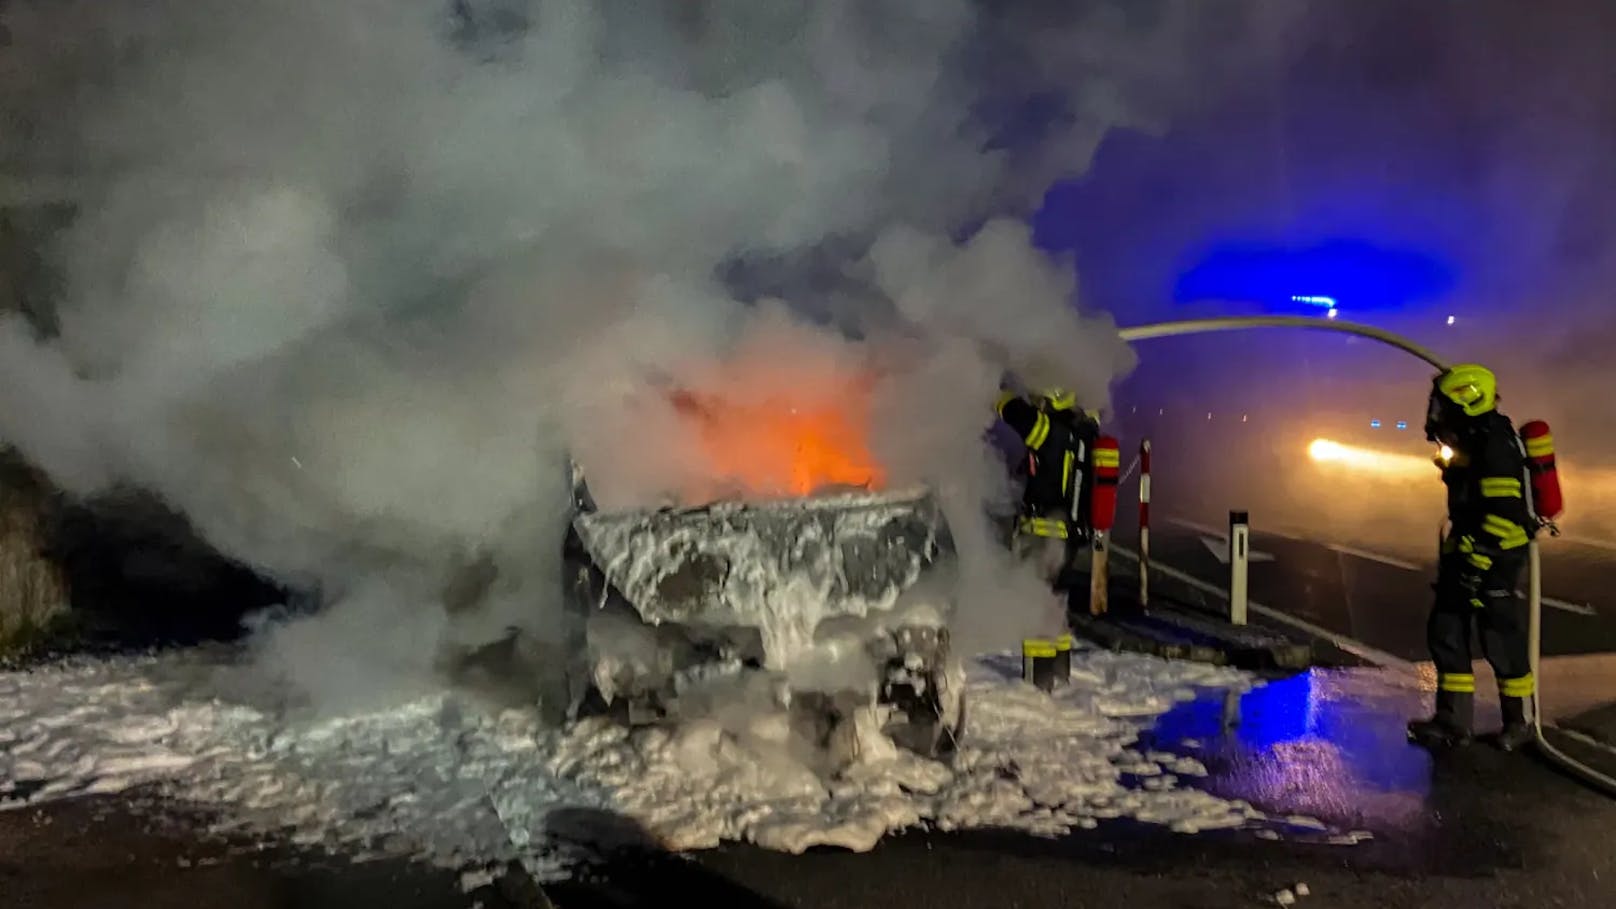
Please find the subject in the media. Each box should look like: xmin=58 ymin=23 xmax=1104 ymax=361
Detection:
xmin=1291 ymin=294 xmax=1337 ymax=307
xmin=1370 ymin=419 xmax=1382 ymax=428
xmin=1396 ymin=420 xmax=1408 ymax=430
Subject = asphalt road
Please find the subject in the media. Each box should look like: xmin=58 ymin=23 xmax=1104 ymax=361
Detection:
xmin=686 ymin=671 xmax=1616 ymax=909
xmin=10 ymin=667 xmax=1616 ymax=909
xmin=9 ymin=507 xmax=1616 ymax=908
xmin=1124 ymin=514 xmax=1616 ymax=663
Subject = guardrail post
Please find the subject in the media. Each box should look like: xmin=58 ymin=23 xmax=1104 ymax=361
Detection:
xmin=1090 ymin=530 xmax=1110 ymax=616
xmin=1228 ymin=510 xmax=1250 ymax=625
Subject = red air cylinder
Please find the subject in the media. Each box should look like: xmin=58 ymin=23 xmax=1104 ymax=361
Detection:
xmin=1520 ymin=420 xmax=1564 ymax=522
xmin=1091 ymin=435 xmax=1121 ymax=532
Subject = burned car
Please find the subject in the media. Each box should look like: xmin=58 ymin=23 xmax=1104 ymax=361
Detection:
xmin=562 ymin=462 xmax=967 ymax=761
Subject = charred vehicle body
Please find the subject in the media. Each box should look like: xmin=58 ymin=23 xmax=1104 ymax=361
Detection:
xmin=561 ymin=462 xmax=967 ymax=760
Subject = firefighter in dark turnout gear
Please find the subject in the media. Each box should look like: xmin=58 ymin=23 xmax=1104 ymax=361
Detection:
xmin=995 ymin=387 xmax=1099 ymax=586
xmin=1409 ymin=364 xmax=1539 ymax=751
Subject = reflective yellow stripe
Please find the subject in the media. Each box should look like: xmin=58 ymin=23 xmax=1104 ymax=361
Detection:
xmin=1482 ymin=514 xmax=1530 ymax=549
xmin=1458 ymin=535 xmax=1475 ymax=553
xmin=1466 ymin=551 xmax=1493 ymax=571
xmin=1525 ymin=435 xmax=1554 ymax=457
xmin=1439 ymin=673 xmax=1476 ymax=693
xmin=1019 ymin=517 xmax=1069 ymax=539
xmin=1480 ymin=477 xmax=1522 ymax=498
xmin=995 ymin=391 xmax=1017 ymax=415
xmin=1022 ymin=638 xmax=1057 ymax=658
xmin=1499 ymin=674 xmax=1536 ymax=697
xmin=1062 ymin=450 xmax=1075 ymax=495
xmin=1093 ymin=450 xmax=1121 ymax=468
xmin=1025 ymin=413 xmax=1051 ymax=450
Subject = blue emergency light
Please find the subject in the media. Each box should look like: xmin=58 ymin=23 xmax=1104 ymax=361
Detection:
xmin=1396 ymin=420 xmax=1408 ymax=430
xmin=1291 ymin=295 xmax=1337 ymax=307
xmin=1370 ymin=419 xmax=1382 ymax=429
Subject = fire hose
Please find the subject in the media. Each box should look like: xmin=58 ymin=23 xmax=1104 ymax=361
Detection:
xmin=1117 ymin=315 xmax=1616 ymax=797
xmin=1116 ymin=315 xmax=1448 ymax=369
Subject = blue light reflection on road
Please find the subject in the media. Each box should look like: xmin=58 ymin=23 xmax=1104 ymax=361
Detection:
xmin=1148 ymin=669 xmax=1434 ymax=831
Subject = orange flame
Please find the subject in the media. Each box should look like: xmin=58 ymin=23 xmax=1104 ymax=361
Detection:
xmin=667 ymin=376 xmax=885 ymax=500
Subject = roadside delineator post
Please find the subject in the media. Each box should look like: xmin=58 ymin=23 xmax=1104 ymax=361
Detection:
xmin=1138 ymin=440 xmax=1152 ymax=609
xmin=1053 ymin=633 xmax=1073 ymax=684
xmin=1089 ymin=435 xmax=1121 ymax=616
xmin=1229 ymin=510 xmax=1250 ymax=626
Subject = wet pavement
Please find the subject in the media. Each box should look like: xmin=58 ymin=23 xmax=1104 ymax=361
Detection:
xmin=675 ymin=667 xmax=1616 ymax=909
xmin=1103 ymin=512 xmax=1616 ymax=748
xmin=0 ymin=794 xmax=480 ymax=909
xmin=9 ymin=664 xmax=1615 ymax=908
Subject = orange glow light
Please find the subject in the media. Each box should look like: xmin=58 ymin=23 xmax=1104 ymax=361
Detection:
xmin=667 ymin=379 xmax=885 ymax=500
xmin=1307 ymin=437 xmax=1440 ymax=477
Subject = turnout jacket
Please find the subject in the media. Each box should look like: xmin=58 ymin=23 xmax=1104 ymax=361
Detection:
xmin=996 ymin=393 xmax=1098 ymax=537
xmin=1442 ymin=410 xmax=1536 ymax=574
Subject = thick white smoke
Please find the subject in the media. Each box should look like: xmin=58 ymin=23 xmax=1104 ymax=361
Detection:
xmin=0 ymin=0 xmax=1280 ymax=710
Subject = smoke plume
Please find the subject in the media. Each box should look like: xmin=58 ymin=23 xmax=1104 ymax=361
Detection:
xmin=0 ymin=0 xmax=1290 ymax=709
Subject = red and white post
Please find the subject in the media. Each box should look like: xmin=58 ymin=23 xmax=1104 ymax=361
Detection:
xmin=1138 ymin=440 xmax=1151 ymax=608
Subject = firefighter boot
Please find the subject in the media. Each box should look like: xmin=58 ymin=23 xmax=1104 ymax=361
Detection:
xmin=1491 ymin=696 xmax=1536 ymax=752
xmin=1408 ymin=690 xmax=1473 ymax=748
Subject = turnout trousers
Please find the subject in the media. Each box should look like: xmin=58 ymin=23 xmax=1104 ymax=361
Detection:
xmin=1427 ymin=550 xmax=1534 ymax=730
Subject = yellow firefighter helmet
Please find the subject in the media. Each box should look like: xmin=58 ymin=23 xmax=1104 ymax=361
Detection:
xmin=1041 ymin=388 xmax=1078 ymax=411
xmin=1435 ymin=364 xmax=1497 ymax=417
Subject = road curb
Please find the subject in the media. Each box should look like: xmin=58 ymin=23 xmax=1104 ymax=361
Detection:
xmin=1065 ymin=567 xmax=1319 ymax=672
xmin=1066 ymin=610 xmax=1229 ymax=666
xmin=1067 ymin=603 xmax=1314 ymax=671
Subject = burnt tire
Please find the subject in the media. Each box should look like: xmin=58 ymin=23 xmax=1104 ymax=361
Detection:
xmin=882 ymin=660 xmax=967 ymax=759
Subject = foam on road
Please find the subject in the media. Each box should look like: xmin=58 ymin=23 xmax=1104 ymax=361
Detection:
xmin=0 ymin=644 xmax=1281 ymax=881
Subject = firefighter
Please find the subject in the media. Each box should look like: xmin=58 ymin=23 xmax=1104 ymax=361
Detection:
xmin=994 ymin=386 xmax=1097 ymax=587
xmin=1409 ymin=364 xmax=1539 ymax=750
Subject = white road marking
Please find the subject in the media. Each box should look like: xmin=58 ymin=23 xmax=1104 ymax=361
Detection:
xmin=1323 ymin=543 xmax=1423 ymax=572
xmin=1158 ymin=519 xmax=1599 ymax=616
xmin=1200 ymin=536 xmax=1276 ymax=563
xmin=1169 ymin=518 xmax=1249 ymax=539
xmin=1557 ymin=534 xmax=1616 ymax=554
xmin=1533 ymin=594 xmax=1598 ymax=616
xmin=1110 ymin=543 xmax=1418 ymax=673
xmin=1556 ymin=727 xmax=1616 ymax=758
